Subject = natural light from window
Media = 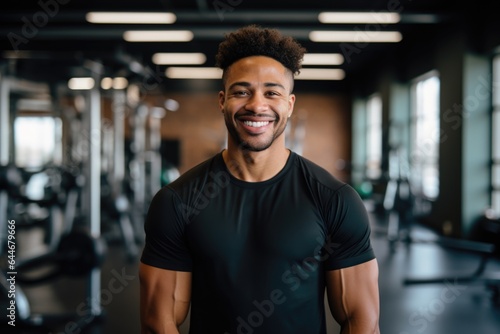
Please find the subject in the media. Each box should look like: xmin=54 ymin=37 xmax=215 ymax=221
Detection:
xmin=411 ymin=73 xmax=440 ymax=200
xmin=14 ymin=117 xmax=62 ymax=169
xmin=366 ymin=94 xmax=382 ymax=179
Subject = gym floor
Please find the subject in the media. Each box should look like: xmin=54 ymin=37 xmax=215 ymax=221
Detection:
xmin=6 ymin=207 xmax=500 ymax=334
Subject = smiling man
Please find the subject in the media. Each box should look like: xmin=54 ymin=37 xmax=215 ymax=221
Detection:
xmin=140 ymin=25 xmax=380 ymax=334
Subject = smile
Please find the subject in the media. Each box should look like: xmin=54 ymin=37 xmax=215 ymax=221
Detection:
xmin=243 ymin=121 xmax=270 ymax=128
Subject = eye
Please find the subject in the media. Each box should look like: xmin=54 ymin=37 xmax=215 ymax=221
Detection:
xmin=232 ymin=90 xmax=249 ymax=96
xmin=266 ymin=91 xmax=280 ymax=97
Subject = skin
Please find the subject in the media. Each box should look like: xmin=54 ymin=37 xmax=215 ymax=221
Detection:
xmin=219 ymin=56 xmax=296 ymax=182
xmin=140 ymin=55 xmax=380 ymax=333
xmin=139 ymin=264 xmax=191 ymax=334
xmin=327 ymin=259 xmax=380 ymax=334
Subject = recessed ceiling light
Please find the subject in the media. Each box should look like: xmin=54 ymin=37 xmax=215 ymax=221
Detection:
xmin=296 ymin=68 xmax=345 ymax=80
xmin=113 ymin=77 xmax=129 ymax=90
xmin=309 ymin=31 xmax=402 ymax=43
xmin=318 ymin=12 xmax=400 ymax=24
xmin=68 ymin=77 xmax=95 ymax=90
xmin=123 ymin=31 xmax=194 ymax=42
xmin=165 ymin=67 xmax=222 ymax=79
xmin=86 ymin=12 xmax=176 ymax=24
xmin=101 ymin=77 xmax=113 ymax=90
xmin=302 ymin=53 xmax=344 ymax=65
xmin=153 ymin=53 xmax=207 ymax=65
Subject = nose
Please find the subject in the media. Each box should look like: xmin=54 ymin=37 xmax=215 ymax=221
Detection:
xmin=244 ymin=93 xmax=268 ymax=113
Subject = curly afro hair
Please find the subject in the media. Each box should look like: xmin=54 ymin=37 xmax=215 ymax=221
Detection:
xmin=215 ymin=25 xmax=306 ymax=76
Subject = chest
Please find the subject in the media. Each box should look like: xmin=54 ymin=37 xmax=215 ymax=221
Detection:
xmin=185 ymin=182 xmax=327 ymax=265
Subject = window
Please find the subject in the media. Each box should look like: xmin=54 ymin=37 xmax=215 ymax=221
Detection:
xmin=410 ymin=72 xmax=440 ymax=200
xmin=492 ymin=55 xmax=500 ymax=216
xmin=366 ymin=94 xmax=382 ymax=179
xmin=14 ymin=116 xmax=63 ymax=169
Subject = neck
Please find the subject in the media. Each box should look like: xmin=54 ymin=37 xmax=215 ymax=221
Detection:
xmin=222 ymin=142 xmax=290 ymax=182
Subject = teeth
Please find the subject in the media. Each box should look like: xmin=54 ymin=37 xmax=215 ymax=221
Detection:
xmin=243 ymin=121 xmax=269 ymax=127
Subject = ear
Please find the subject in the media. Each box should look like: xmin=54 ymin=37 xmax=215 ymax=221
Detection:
xmin=288 ymin=94 xmax=296 ymax=118
xmin=218 ymin=90 xmax=225 ymax=112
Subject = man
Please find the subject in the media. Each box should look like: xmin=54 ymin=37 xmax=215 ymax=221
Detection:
xmin=140 ymin=25 xmax=380 ymax=334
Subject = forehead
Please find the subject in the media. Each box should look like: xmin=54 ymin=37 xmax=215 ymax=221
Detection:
xmin=225 ymin=56 xmax=292 ymax=89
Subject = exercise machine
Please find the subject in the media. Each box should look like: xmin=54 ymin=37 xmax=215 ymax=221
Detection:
xmin=0 ymin=64 xmax=107 ymax=330
xmin=403 ymin=213 xmax=500 ymax=306
xmin=382 ymin=146 xmax=414 ymax=251
xmin=100 ymin=87 xmax=141 ymax=261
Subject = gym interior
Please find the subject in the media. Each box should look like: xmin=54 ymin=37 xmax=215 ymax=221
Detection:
xmin=1 ymin=1 xmax=500 ymax=333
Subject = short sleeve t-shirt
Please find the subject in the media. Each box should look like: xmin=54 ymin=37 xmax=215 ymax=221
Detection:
xmin=141 ymin=151 xmax=375 ymax=334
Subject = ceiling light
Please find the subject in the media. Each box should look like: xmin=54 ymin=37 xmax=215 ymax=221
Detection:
xmin=68 ymin=77 xmax=95 ymax=90
xmin=318 ymin=12 xmax=400 ymax=24
xmin=101 ymin=77 xmax=128 ymax=90
xmin=302 ymin=53 xmax=344 ymax=65
xmin=296 ymin=68 xmax=345 ymax=81
xmin=123 ymin=30 xmax=194 ymax=42
xmin=309 ymin=31 xmax=402 ymax=43
xmin=101 ymin=77 xmax=113 ymax=90
xmin=113 ymin=77 xmax=129 ymax=90
xmin=165 ymin=67 xmax=222 ymax=79
xmin=153 ymin=53 xmax=207 ymax=65
xmin=86 ymin=12 xmax=176 ymax=24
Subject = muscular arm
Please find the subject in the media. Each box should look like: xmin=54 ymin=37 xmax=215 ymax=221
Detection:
xmin=140 ymin=263 xmax=192 ymax=334
xmin=326 ymin=259 xmax=380 ymax=334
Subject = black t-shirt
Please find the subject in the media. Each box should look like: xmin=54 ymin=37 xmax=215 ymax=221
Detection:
xmin=141 ymin=151 xmax=375 ymax=334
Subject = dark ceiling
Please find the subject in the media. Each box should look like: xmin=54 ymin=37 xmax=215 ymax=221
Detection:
xmin=1 ymin=0 xmax=499 ymax=91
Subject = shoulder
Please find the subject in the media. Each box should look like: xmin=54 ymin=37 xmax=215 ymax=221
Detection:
xmin=147 ymin=154 xmax=223 ymax=224
xmin=167 ymin=154 xmax=221 ymax=191
xmin=292 ymin=153 xmax=346 ymax=193
xmin=290 ymin=153 xmax=365 ymax=215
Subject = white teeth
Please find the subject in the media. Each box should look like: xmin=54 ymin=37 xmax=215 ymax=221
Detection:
xmin=243 ymin=121 xmax=269 ymax=127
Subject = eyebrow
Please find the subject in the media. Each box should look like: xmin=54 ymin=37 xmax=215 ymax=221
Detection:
xmin=228 ymin=81 xmax=286 ymax=91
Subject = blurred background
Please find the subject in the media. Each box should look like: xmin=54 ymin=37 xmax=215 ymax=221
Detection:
xmin=1 ymin=0 xmax=500 ymax=333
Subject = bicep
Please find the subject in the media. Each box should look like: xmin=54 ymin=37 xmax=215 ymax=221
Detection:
xmin=326 ymin=259 xmax=380 ymax=331
xmin=139 ymin=263 xmax=192 ymax=333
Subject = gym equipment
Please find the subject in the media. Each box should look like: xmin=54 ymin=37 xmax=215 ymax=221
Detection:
xmin=0 ymin=165 xmax=24 ymax=247
xmin=0 ymin=73 xmax=50 ymax=253
xmin=403 ymin=214 xmax=500 ymax=306
xmin=0 ymin=65 xmax=106 ymax=330
xmin=100 ymin=87 xmax=141 ymax=261
xmin=127 ymin=98 xmax=168 ymax=241
xmin=382 ymin=147 xmax=415 ymax=251
xmin=15 ymin=229 xmax=106 ymax=285
xmin=147 ymin=106 xmax=166 ymax=201
xmin=79 ymin=60 xmax=104 ymax=320
xmin=16 ymin=167 xmax=75 ymax=251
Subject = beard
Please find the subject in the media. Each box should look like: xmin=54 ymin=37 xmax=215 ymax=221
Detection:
xmin=224 ymin=112 xmax=288 ymax=152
